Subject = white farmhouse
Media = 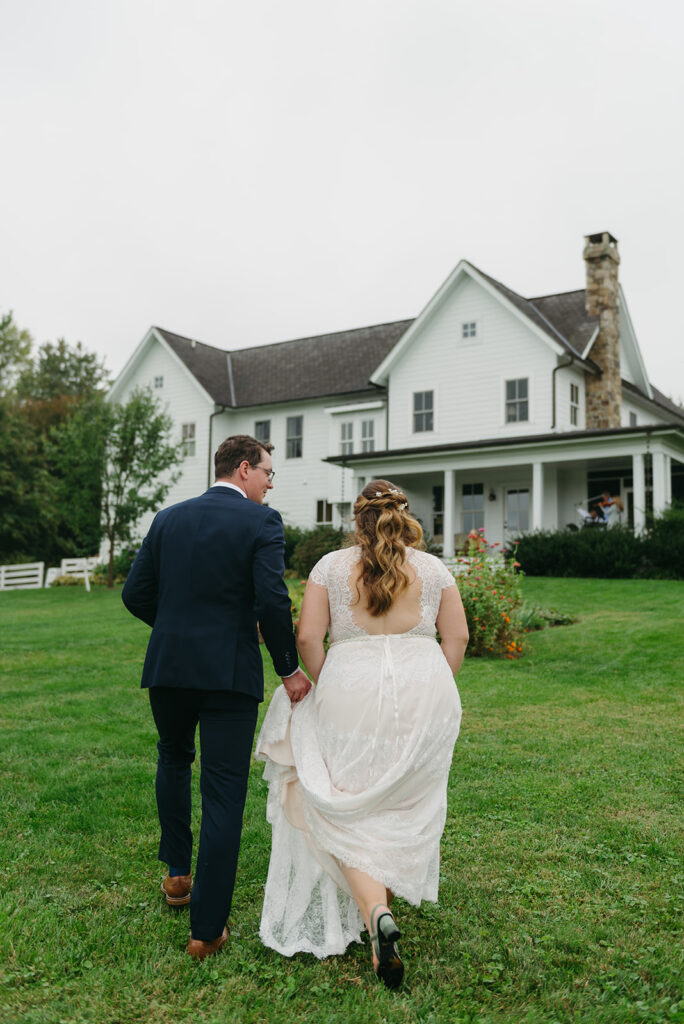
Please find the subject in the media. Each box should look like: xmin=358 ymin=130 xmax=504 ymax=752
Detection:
xmin=109 ymin=231 xmax=684 ymax=553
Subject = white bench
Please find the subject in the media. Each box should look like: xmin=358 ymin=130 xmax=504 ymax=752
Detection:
xmin=0 ymin=562 xmax=45 ymax=590
xmin=44 ymin=557 xmax=99 ymax=591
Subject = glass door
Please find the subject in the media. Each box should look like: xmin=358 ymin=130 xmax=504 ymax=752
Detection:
xmin=504 ymin=489 xmax=530 ymax=539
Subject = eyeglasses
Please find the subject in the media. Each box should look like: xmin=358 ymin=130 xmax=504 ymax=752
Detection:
xmin=254 ymin=464 xmax=275 ymax=482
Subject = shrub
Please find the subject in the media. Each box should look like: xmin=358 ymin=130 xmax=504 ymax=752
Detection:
xmin=453 ymin=532 xmax=525 ymax=658
xmin=291 ymin=526 xmax=347 ymax=578
xmin=642 ymin=502 xmax=684 ymax=579
xmin=91 ymin=546 xmax=139 ymax=582
xmin=511 ymin=508 xmax=684 ymax=579
xmin=282 ymin=524 xmax=307 ymax=570
xmin=511 ymin=526 xmax=645 ymax=578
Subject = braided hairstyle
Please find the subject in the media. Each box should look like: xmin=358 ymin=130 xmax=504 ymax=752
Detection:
xmin=353 ymin=479 xmax=423 ymax=616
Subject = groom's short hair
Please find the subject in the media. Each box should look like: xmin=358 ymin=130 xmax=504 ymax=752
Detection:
xmin=214 ymin=435 xmax=274 ymax=479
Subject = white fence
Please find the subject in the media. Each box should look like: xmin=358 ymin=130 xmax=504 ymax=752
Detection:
xmin=0 ymin=562 xmax=45 ymax=590
xmin=0 ymin=557 xmax=100 ymax=592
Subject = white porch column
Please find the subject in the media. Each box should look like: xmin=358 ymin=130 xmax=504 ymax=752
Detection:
xmin=632 ymin=453 xmax=646 ymax=533
xmin=531 ymin=461 xmax=543 ymax=532
xmin=652 ymin=450 xmax=668 ymax=516
xmin=443 ymin=468 xmax=455 ymax=557
xmin=665 ymin=455 xmax=672 ymax=506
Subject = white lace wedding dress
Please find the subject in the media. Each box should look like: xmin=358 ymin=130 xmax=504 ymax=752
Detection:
xmin=255 ymin=546 xmax=462 ymax=958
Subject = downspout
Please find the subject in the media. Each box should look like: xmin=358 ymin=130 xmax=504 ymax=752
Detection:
xmin=207 ymin=406 xmax=227 ymax=487
xmin=551 ymin=354 xmax=575 ymax=429
xmin=207 ymin=353 xmax=236 ymax=487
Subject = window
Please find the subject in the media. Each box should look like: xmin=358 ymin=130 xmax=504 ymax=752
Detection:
xmin=286 ymin=415 xmax=303 ymax=458
xmin=340 ymin=421 xmax=353 ymax=456
xmin=254 ymin=419 xmax=271 ymax=443
xmin=181 ymin=422 xmax=196 ymax=457
xmin=432 ymin=485 xmax=444 ymax=535
xmin=154 ymin=375 xmax=163 ymax=388
xmin=413 ymin=390 xmax=434 ymax=432
xmin=570 ymin=383 xmax=579 ymax=427
xmin=629 ymin=412 xmax=637 ymax=426
xmin=316 ymin=500 xmax=333 ymax=524
xmin=462 ymin=483 xmax=484 ymax=532
xmin=361 ymin=419 xmax=375 ymax=453
xmin=462 ymin=321 xmax=477 ymax=339
xmin=506 ymin=489 xmax=529 ymax=532
xmin=505 ymin=378 xmax=529 ymax=422
xmin=338 ymin=502 xmax=352 ymax=526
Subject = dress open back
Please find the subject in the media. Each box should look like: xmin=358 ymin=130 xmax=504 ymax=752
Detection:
xmin=255 ymin=546 xmax=462 ymax=958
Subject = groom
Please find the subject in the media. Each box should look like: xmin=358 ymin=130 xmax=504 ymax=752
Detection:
xmin=122 ymin=434 xmax=310 ymax=959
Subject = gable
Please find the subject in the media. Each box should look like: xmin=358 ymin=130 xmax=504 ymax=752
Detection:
xmin=370 ymin=261 xmax=596 ymax=387
xmin=108 ymin=327 xmax=216 ymax=406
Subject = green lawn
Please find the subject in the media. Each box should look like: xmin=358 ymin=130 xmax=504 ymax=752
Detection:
xmin=0 ymin=579 xmax=682 ymax=1024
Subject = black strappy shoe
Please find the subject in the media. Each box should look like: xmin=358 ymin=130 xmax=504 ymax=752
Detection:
xmin=369 ymin=904 xmax=404 ymax=990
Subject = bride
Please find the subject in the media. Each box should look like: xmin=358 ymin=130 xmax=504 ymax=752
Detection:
xmin=255 ymin=480 xmax=468 ymax=988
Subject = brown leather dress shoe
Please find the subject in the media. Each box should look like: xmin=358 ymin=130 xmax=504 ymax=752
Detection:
xmin=187 ymin=927 xmax=229 ymax=960
xmin=160 ymin=873 xmax=192 ymax=906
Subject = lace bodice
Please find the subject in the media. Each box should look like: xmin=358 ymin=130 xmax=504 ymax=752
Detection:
xmin=309 ymin=546 xmax=456 ymax=644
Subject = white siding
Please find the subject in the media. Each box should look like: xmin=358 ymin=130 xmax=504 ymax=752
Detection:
xmin=210 ymin=399 xmax=349 ymax=529
xmin=387 ymin=276 xmax=558 ymax=448
xmin=114 ymin=338 xmax=213 ymax=539
xmin=621 ymin=394 xmax=671 ymax=427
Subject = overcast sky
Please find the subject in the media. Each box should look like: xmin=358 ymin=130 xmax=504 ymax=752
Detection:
xmin=1 ymin=0 xmax=683 ymax=402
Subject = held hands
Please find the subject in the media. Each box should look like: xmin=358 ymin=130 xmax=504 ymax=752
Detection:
xmin=282 ymin=667 xmax=312 ymax=704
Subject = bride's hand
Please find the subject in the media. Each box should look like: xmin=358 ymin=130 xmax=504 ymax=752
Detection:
xmin=282 ymin=668 xmax=312 ymax=704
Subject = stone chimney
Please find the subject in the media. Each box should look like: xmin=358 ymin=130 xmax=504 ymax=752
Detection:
xmin=583 ymin=231 xmax=622 ymax=428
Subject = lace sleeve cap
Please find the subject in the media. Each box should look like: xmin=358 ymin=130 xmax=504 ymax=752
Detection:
xmin=438 ymin=558 xmax=457 ymax=589
xmin=308 ymin=553 xmax=329 ymax=588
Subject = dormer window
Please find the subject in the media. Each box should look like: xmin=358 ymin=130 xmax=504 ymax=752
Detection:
xmin=154 ymin=375 xmax=164 ymax=388
xmin=462 ymin=321 xmax=477 ymax=339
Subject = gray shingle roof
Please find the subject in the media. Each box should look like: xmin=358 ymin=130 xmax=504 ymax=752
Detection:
xmin=469 ymin=264 xmax=598 ymax=362
xmin=623 ymin=380 xmax=684 ymax=423
xmin=156 ymin=329 xmax=233 ymax=404
xmin=154 ymin=266 xmax=681 ymax=422
xmin=156 ymin=321 xmax=412 ymax=407
xmin=528 ymin=289 xmax=598 ymax=354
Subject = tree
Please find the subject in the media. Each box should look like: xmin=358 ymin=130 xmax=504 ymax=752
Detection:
xmin=19 ymin=337 xmax=111 ymax=564
xmin=101 ymin=388 xmax=184 ymax=587
xmin=0 ymin=311 xmax=32 ymax=396
xmin=43 ymin=395 xmax=111 ymax=560
xmin=17 ymin=338 xmax=109 ymax=401
xmin=0 ymin=396 xmax=55 ymax=562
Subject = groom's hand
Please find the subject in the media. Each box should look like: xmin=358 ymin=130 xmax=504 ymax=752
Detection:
xmin=282 ymin=668 xmax=312 ymax=704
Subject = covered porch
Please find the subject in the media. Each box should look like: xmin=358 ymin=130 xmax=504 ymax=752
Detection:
xmin=329 ymin=426 xmax=684 ymax=556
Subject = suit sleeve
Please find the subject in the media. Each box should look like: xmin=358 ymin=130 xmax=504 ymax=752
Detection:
xmin=121 ymin=533 xmax=158 ymax=627
xmin=252 ymin=508 xmax=299 ymax=677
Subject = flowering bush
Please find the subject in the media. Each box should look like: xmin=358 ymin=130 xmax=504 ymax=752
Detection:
xmin=452 ymin=530 xmax=525 ymax=658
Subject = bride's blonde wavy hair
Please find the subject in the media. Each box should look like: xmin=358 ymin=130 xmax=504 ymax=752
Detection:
xmin=353 ymin=479 xmax=424 ymax=616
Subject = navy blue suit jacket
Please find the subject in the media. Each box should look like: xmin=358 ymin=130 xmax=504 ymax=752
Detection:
xmin=121 ymin=486 xmax=299 ymax=700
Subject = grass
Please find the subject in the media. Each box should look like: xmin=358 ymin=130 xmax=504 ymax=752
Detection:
xmin=0 ymin=578 xmax=682 ymax=1024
